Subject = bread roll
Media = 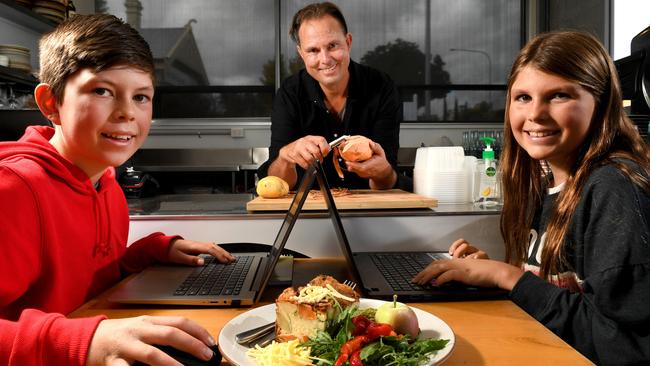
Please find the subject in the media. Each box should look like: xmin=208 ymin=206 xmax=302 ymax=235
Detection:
xmin=275 ymin=275 xmax=359 ymax=342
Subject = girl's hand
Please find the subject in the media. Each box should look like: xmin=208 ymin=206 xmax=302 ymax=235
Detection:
xmin=168 ymin=239 xmax=235 ymax=265
xmin=448 ymin=238 xmax=489 ymax=259
xmin=86 ymin=316 xmax=216 ymax=366
xmin=411 ymin=258 xmax=524 ymax=291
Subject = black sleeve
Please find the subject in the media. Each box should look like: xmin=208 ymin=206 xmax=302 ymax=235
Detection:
xmin=510 ymin=166 xmax=650 ymax=365
xmin=367 ymin=78 xmax=412 ymax=190
xmin=257 ymin=86 xmax=301 ymax=180
xmin=368 ymin=78 xmax=401 ymax=168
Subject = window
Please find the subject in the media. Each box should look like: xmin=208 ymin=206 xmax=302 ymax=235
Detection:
xmin=100 ymin=0 xmax=521 ymax=122
xmin=613 ymin=0 xmax=650 ymax=59
xmin=283 ymin=0 xmax=519 ymax=122
xmin=100 ymin=0 xmax=276 ymax=118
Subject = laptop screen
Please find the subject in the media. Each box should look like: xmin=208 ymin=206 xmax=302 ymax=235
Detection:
xmin=253 ymin=161 xmax=321 ymax=303
xmin=312 ymin=162 xmax=364 ymax=286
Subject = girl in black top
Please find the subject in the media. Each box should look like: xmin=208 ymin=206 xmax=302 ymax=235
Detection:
xmin=414 ymin=31 xmax=650 ymax=365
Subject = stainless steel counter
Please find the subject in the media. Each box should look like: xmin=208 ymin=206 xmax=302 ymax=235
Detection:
xmin=128 ymin=193 xmax=253 ymax=216
xmin=127 ymin=194 xmax=504 ymax=259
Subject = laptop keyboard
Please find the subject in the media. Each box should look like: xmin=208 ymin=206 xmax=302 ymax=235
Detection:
xmin=371 ymin=253 xmax=448 ymax=292
xmin=173 ymin=255 xmax=254 ymax=296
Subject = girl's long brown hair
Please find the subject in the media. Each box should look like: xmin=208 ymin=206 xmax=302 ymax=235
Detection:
xmin=500 ymin=31 xmax=650 ymax=279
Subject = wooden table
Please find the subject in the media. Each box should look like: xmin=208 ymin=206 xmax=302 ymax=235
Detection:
xmin=70 ymin=258 xmax=594 ymax=365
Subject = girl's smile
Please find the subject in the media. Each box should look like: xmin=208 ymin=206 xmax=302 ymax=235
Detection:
xmin=508 ymin=66 xmax=596 ymax=184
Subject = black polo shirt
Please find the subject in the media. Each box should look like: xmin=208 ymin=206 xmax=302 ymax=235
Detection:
xmin=258 ymin=60 xmax=407 ymax=189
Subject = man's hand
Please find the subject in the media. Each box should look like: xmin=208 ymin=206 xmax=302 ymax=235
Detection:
xmin=87 ymin=316 xmax=216 ymax=366
xmin=168 ymin=239 xmax=235 ymax=265
xmin=279 ymin=135 xmax=331 ymax=170
xmin=345 ymin=141 xmax=396 ymax=189
xmin=268 ymin=135 xmax=331 ymax=189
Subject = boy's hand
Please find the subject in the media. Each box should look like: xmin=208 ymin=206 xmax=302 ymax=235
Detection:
xmin=448 ymin=238 xmax=489 ymax=259
xmin=86 ymin=316 xmax=215 ymax=366
xmin=168 ymin=239 xmax=235 ymax=265
xmin=411 ymin=258 xmax=524 ymax=291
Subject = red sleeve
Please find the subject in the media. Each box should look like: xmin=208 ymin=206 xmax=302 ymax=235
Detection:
xmin=0 ymin=166 xmax=42 ymax=317
xmin=0 ymin=167 xmax=106 ymax=366
xmin=119 ymin=232 xmax=183 ymax=274
xmin=0 ymin=310 xmax=106 ymax=366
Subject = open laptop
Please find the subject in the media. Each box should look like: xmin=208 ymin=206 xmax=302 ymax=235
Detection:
xmin=108 ymin=162 xmax=321 ymax=306
xmin=311 ymin=160 xmax=508 ymax=302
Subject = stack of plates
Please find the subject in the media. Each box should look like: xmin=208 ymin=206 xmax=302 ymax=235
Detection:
xmin=413 ymin=146 xmax=465 ymax=173
xmin=15 ymin=0 xmax=33 ymax=8
xmin=32 ymin=0 xmax=67 ymax=24
xmin=413 ymin=146 xmax=476 ymax=204
xmin=0 ymin=44 xmax=31 ymax=73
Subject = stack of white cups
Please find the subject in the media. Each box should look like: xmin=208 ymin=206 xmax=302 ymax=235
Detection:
xmin=413 ymin=147 xmax=476 ymax=203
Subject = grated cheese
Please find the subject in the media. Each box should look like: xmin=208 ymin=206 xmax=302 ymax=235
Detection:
xmin=325 ymin=284 xmax=356 ymax=302
xmin=289 ymin=284 xmax=355 ymax=304
xmin=246 ymin=339 xmax=313 ymax=366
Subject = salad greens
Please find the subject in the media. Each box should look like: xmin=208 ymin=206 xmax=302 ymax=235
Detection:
xmin=301 ymin=303 xmax=449 ymax=366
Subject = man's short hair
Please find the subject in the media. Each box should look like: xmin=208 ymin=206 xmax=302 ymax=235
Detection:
xmin=39 ymin=14 xmax=155 ymax=103
xmin=289 ymin=2 xmax=348 ymax=45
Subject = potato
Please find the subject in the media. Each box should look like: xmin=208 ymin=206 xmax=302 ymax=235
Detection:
xmin=339 ymin=135 xmax=373 ymax=162
xmin=256 ymin=176 xmax=289 ymax=198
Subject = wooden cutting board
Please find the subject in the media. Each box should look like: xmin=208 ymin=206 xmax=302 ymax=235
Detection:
xmin=246 ymin=189 xmax=437 ymax=211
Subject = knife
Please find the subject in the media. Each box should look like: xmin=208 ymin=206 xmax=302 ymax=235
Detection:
xmin=246 ymin=327 xmax=277 ymax=348
xmin=235 ymin=321 xmax=275 ymax=345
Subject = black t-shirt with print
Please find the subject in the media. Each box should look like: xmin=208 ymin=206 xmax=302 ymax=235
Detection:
xmin=524 ymin=184 xmax=582 ymax=291
xmin=510 ymin=160 xmax=650 ymax=365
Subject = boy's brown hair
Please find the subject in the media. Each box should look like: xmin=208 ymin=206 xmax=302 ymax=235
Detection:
xmin=39 ymin=14 xmax=155 ymax=103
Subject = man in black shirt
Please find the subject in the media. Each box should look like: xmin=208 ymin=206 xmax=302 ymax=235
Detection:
xmin=257 ymin=2 xmax=406 ymax=190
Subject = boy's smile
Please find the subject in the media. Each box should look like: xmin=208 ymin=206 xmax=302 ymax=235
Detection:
xmin=508 ymin=66 xmax=596 ymax=184
xmin=45 ymin=66 xmax=154 ymax=183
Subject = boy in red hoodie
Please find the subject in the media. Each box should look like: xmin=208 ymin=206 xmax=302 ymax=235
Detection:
xmin=0 ymin=14 xmax=235 ymax=365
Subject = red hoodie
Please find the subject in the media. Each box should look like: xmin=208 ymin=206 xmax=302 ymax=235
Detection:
xmin=0 ymin=126 xmax=178 ymax=365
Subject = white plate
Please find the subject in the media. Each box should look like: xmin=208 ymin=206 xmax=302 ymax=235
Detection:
xmin=218 ymin=298 xmax=455 ymax=366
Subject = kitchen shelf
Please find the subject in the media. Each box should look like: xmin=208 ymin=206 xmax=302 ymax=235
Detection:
xmin=0 ymin=0 xmax=56 ymax=33
xmin=0 ymin=1 xmax=54 ymax=89
xmin=0 ymin=64 xmax=37 ymax=88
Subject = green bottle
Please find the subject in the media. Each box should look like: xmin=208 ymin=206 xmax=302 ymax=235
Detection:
xmin=473 ymin=137 xmax=500 ymax=207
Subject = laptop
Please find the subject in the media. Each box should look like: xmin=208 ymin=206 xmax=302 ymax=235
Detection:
xmin=311 ymin=160 xmax=509 ymax=302
xmin=108 ymin=161 xmax=321 ymax=306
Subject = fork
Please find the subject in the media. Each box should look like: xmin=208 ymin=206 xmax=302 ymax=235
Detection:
xmin=235 ymin=279 xmax=358 ymax=347
xmin=343 ymin=279 xmax=357 ymax=290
